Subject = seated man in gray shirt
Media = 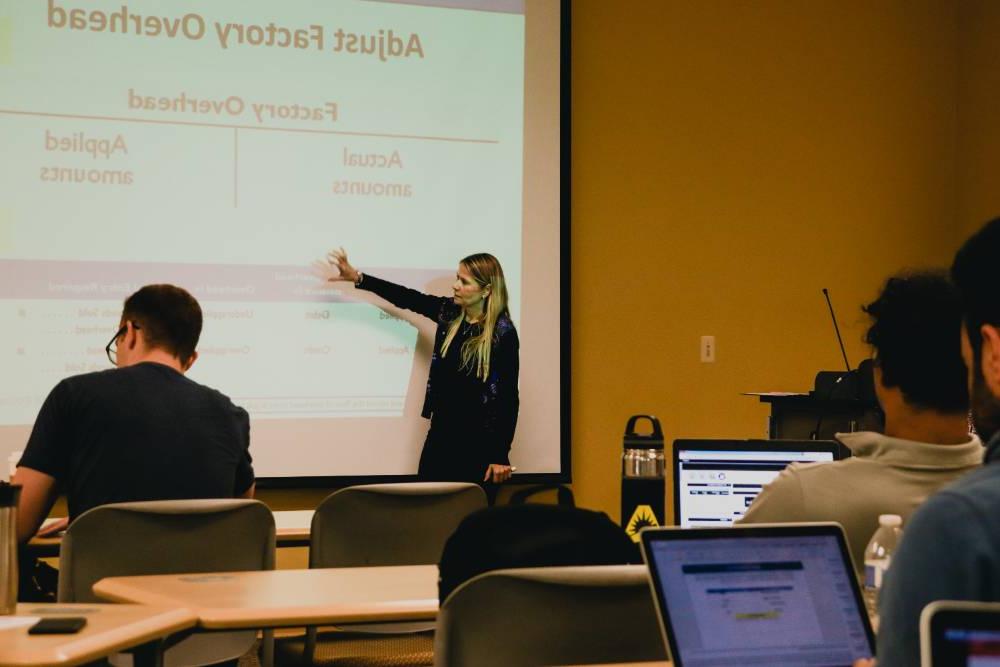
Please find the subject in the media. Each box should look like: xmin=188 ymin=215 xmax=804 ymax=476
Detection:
xmin=740 ymin=270 xmax=981 ymax=574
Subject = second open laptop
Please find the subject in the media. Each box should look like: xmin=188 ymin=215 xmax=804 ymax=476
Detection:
xmin=641 ymin=522 xmax=875 ymax=667
xmin=921 ymin=600 xmax=1000 ymax=667
xmin=672 ymin=439 xmax=847 ymax=527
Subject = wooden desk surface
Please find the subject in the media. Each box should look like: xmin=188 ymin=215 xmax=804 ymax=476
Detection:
xmin=93 ymin=564 xmax=438 ymax=630
xmin=273 ymin=509 xmax=313 ymax=545
xmin=0 ymin=603 xmax=196 ymax=667
xmin=27 ymin=510 xmax=316 ymax=557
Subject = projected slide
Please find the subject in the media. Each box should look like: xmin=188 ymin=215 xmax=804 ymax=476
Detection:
xmin=682 ymin=561 xmax=823 ymax=648
xmin=649 ymin=535 xmax=873 ymax=665
xmin=0 ymin=1 xmax=562 ymax=478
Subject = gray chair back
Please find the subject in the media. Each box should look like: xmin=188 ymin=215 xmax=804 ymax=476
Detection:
xmin=60 ymin=498 xmax=275 ymax=600
xmin=292 ymin=483 xmax=486 ymax=663
xmin=59 ymin=498 xmax=276 ymax=667
xmin=434 ymin=565 xmax=668 ymax=667
xmin=310 ymin=482 xmax=487 ymax=568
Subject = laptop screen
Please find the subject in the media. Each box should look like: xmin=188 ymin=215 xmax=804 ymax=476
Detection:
xmin=935 ymin=630 xmax=1000 ymax=665
xmin=674 ymin=441 xmax=840 ymax=527
xmin=922 ymin=602 xmax=1000 ymax=666
xmin=643 ymin=527 xmax=874 ymax=666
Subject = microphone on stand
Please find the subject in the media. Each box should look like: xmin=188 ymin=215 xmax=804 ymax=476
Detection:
xmin=823 ymin=288 xmax=851 ymax=373
xmin=812 ymin=288 xmax=854 ymax=440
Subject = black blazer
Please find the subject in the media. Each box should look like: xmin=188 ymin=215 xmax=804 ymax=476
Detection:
xmin=358 ymin=274 xmax=519 ymax=463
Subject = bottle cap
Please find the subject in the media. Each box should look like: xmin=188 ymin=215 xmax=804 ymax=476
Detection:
xmin=623 ymin=415 xmax=664 ymax=450
xmin=878 ymin=514 xmax=902 ymax=527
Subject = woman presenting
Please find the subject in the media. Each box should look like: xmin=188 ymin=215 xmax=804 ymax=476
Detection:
xmin=325 ymin=249 xmax=519 ymax=501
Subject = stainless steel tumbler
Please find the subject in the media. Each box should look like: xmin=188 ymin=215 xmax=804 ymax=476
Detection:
xmin=0 ymin=483 xmax=22 ymax=614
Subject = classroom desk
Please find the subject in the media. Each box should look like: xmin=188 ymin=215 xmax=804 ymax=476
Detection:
xmin=26 ymin=509 xmax=316 ymax=558
xmin=25 ymin=534 xmax=61 ymax=558
xmin=272 ymin=509 xmax=314 ymax=546
xmin=92 ymin=564 xmax=438 ymax=629
xmin=0 ymin=603 xmax=196 ymax=667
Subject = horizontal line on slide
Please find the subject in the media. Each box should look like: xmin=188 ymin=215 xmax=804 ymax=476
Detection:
xmin=0 ymin=108 xmax=500 ymax=144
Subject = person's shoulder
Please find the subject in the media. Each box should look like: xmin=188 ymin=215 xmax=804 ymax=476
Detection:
xmin=890 ymin=469 xmax=1000 ymax=591
xmin=921 ymin=463 xmax=1000 ymax=517
xmin=61 ymin=366 xmax=119 ymax=384
xmin=780 ymin=458 xmax=855 ymax=481
xmin=180 ymin=379 xmax=250 ymax=447
xmin=900 ymin=471 xmax=999 ymax=547
xmin=183 ymin=375 xmax=243 ymax=408
xmin=759 ymin=459 xmax=866 ymax=503
xmin=954 ymin=457 xmax=1000 ymax=486
xmin=55 ymin=367 xmax=123 ymax=394
xmin=755 ymin=460 xmax=830 ymax=496
xmin=495 ymin=313 xmax=518 ymax=339
xmin=185 ymin=378 xmax=250 ymax=429
xmin=437 ymin=301 xmax=460 ymax=323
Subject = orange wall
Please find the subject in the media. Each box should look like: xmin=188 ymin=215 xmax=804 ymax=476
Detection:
xmin=260 ymin=1 xmax=992 ymax=526
xmin=570 ymin=0 xmax=964 ymax=518
xmin=958 ymin=0 xmax=1000 ymax=236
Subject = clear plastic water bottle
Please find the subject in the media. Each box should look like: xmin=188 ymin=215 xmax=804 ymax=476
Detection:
xmin=863 ymin=514 xmax=903 ymax=616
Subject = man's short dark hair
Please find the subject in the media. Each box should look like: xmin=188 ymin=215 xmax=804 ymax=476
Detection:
xmin=951 ymin=217 xmax=1000 ymax=354
xmin=863 ymin=270 xmax=968 ymax=412
xmin=122 ymin=284 xmax=202 ymax=363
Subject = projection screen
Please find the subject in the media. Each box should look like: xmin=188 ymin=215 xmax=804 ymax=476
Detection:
xmin=0 ymin=0 xmax=568 ymax=483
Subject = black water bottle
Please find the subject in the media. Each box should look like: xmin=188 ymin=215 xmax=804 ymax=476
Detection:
xmin=621 ymin=415 xmax=665 ymax=543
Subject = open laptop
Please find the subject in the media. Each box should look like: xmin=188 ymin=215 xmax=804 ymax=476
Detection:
xmin=640 ymin=523 xmax=875 ymax=667
xmin=921 ymin=600 xmax=1000 ymax=667
xmin=673 ymin=439 xmax=846 ymax=527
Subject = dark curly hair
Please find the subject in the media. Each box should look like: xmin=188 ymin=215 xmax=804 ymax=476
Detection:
xmin=863 ymin=271 xmax=968 ymax=412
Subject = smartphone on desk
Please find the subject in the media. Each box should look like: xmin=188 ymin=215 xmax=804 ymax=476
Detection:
xmin=28 ymin=617 xmax=87 ymax=634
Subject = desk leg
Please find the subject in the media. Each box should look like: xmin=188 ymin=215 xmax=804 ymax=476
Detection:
xmin=131 ymin=639 xmax=164 ymax=667
xmin=262 ymin=628 xmax=274 ymax=667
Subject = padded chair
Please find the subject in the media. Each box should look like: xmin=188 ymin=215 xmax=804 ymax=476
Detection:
xmin=434 ymin=565 xmax=668 ymax=667
xmin=437 ymin=504 xmax=639 ymax=603
xmin=278 ymin=482 xmax=487 ymax=666
xmin=59 ymin=498 xmax=276 ymax=667
xmin=507 ymin=483 xmax=575 ymax=507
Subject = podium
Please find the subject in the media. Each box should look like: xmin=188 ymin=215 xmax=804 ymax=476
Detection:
xmin=751 ymin=364 xmax=883 ymax=440
xmin=753 ymin=393 xmax=883 ymax=440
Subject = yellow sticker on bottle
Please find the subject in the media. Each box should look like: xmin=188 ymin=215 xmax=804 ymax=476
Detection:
xmin=625 ymin=504 xmax=660 ymax=543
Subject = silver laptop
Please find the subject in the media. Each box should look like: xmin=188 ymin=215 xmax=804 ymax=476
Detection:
xmin=672 ymin=439 xmax=845 ymax=528
xmin=640 ymin=523 xmax=875 ymax=666
xmin=921 ymin=600 xmax=1000 ymax=667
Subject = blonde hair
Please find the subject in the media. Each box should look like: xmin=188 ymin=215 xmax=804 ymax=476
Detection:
xmin=440 ymin=253 xmax=510 ymax=380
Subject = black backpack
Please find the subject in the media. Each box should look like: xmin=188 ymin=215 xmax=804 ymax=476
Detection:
xmin=437 ymin=503 xmax=640 ymax=603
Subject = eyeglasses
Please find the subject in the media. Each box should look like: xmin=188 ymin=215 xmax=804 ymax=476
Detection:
xmin=105 ymin=323 xmax=140 ymax=366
